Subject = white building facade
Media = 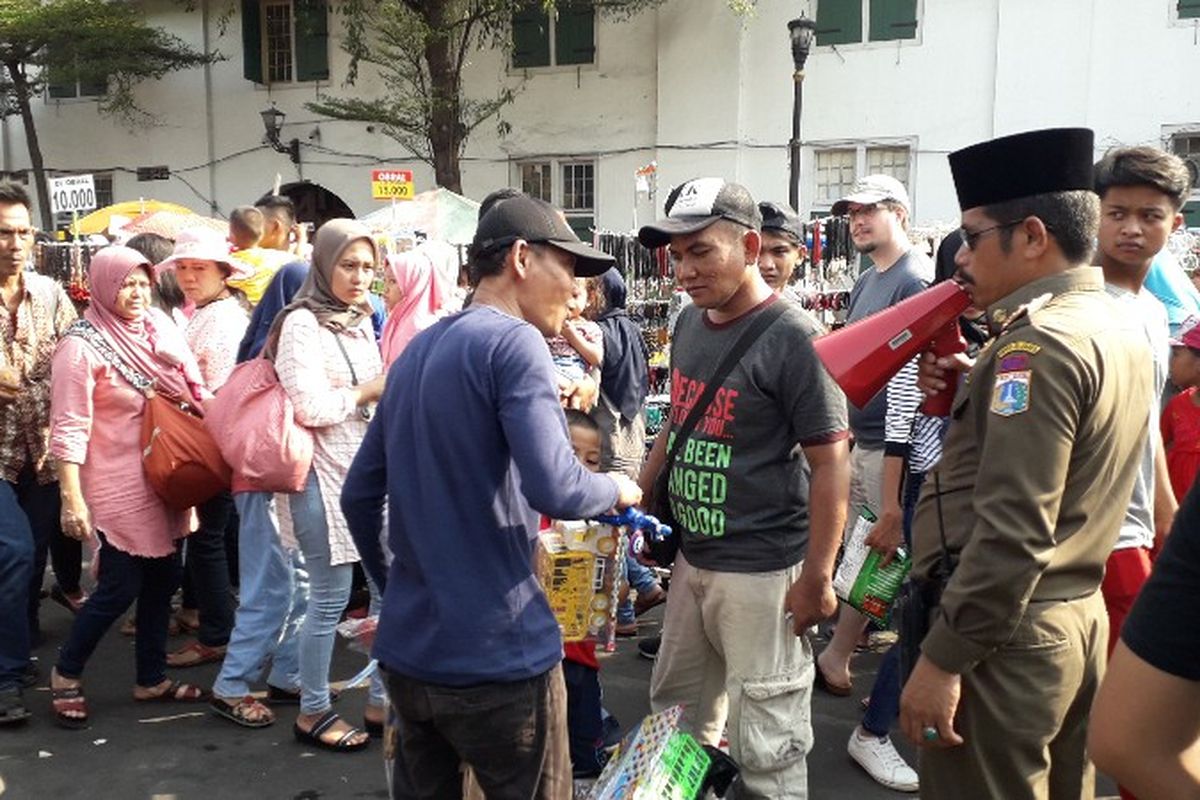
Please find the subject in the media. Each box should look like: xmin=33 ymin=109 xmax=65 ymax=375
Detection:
xmin=4 ymin=0 xmax=1200 ymax=231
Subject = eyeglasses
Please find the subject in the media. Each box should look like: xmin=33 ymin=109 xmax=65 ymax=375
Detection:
xmin=0 ymin=227 xmax=35 ymax=242
xmin=956 ymin=219 xmax=1027 ymax=251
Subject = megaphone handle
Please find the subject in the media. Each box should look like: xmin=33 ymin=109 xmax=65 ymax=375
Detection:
xmin=920 ymin=320 xmax=968 ymax=417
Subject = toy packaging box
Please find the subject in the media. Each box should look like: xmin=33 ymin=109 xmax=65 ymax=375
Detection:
xmin=537 ymin=519 xmax=626 ymax=647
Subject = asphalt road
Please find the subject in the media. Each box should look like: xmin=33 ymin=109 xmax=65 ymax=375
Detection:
xmin=0 ymin=602 xmax=1115 ymax=799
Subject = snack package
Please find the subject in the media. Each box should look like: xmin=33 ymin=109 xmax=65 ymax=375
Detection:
xmin=537 ymin=519 xmax=626 ymax=648
xmin=832 ymin=506 xmax=912 ymax=626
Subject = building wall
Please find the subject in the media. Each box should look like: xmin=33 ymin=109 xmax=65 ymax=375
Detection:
xmin=2 ymin=0 xmax=1198 ymax=232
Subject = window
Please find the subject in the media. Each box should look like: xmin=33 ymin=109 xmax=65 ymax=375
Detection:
xmin=46 ymin=63 xmax=107 ymax=100
xmin=561 ymin=162 xmax=594 ymax=239
xmin=1170 ymin=133 xmax=1200 ymax=191
xmin=512 ymin=0 xmax=595 ymax=69
xmin=1177 ymin=0 xmax=1200 ymax=20
xmin=815 ymin=149 xmax=857 ymax=206
xmin=816 ymin=0 xmax=919 ymax=46
xmin=241 ymin=0 xmax=329 ymax=85
xmin=811 ymin=142 xmax=914 ymax=210
xmin=513 ymin=158 xmax=596 ymax=238
xmin=521 ymin=162 xmax=553 ymax=202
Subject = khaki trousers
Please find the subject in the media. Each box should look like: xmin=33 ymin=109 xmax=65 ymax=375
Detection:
xmin=650 ymin=552 xmax=812 ymax=800
xmin=920 ymin=591 xmax=1107 ymax=800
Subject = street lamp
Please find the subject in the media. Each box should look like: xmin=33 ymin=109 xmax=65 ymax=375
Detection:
xmin=260 ymin=104 xmax=300 ymax=165
xmin=787 ymin=14 xmax=817 ymax=213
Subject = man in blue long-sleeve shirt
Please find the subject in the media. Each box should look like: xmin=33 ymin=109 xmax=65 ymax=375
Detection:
xmin=342 ymin=195 xmax=641 ymax=799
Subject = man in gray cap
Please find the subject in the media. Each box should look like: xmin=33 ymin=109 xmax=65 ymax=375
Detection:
xmin=900 ymin=128 xmax=1153 ymax=799
xmin=636 ymin=177 xmax=850 ymax=799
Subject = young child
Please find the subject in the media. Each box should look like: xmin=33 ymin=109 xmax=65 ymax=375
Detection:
xmin=547 ymin=279 xmax=603 ymax=383
xmin=561 ymin=409 xmax=617 ymax=778
xmin=1163 ymin=319 xmax=1200 ymax=502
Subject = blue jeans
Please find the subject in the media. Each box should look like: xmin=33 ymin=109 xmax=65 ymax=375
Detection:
xmin=185 ymin=490 xmax=236 ymax=647
xmin=57 ymin=532 xmax=182 ymax=687
xmin=289 ymin=470 xmax=354 ymax=715
xmin=617 ymin=555 xmax=659 ymax=626
xmin=0 ymin=480 xmax=34 ymax=692
xmin=213 ymin=492 xmax=309 ymax=698
xmin=12 ymin=466 xmax=75 ymax=641
xmin=861 ymin=469 xmax=927 ymax=738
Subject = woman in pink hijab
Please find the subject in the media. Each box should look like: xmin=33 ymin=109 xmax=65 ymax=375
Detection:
xmin=379 ymin=247 xmax=449 ymax=368
xmin=47 ymin=246 xmax=210 ymax=728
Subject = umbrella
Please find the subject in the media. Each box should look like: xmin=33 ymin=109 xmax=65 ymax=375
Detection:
xmin=71 ymin=200 xmax=196 ymax=236
xmin=118 ymin=210 xmax=228 ymax=240
xmin=359 ymin=187 xmax=481 ymax=245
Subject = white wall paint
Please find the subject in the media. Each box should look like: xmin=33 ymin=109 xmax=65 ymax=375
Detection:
xmin=3 ymin=0 xmax=1199 ymax=233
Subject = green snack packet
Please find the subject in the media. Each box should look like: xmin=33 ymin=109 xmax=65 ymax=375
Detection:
xmin=832 ymin=506 xmax=912 ymax=626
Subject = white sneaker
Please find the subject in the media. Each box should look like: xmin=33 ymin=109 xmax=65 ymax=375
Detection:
xmin=847 ymin=728 xmax=919 ymax=792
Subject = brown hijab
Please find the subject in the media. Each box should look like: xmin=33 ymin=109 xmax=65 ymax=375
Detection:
xmin=262 ymin=218 xmax=379 ymax=361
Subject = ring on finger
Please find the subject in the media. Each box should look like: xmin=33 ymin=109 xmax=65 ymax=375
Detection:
xmin=921 ymin=725 xmax=939 ymax=742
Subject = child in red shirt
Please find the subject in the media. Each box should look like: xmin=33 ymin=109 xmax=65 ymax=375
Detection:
xmin=1163 ymin=320 xmax=1200 ymax=501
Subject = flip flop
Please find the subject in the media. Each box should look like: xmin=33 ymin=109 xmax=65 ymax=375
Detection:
xmin=293 ymin=710 xmax=369 ymax=753
xmin=136 ymin=680 xmax=210 ymax=703
xmin=51 ymin=684 xmax=89 ymax=729
xmin=166 ymin=641 xmax=226 ymax=668
xmin=814 ymin=663 xmax=853 ymax=697
xmin=210 ymin=696 xmax=275 ymax=729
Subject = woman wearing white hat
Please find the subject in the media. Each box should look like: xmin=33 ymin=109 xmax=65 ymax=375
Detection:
xmin=156 ymin=228 xmax=252 ymax=669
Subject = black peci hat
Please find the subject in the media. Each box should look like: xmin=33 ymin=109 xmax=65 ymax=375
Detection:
xmin=638 ymin=178 xmax=761 ymax=249
xmin=949 ymin=127 xmax=1095 ymax=211
xmin=470 ymin=195 xmax=614 ymax=277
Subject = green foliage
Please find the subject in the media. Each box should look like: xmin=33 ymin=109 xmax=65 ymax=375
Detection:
xmin=0 ymin=0 xmax=218 ymax=125
xmin=306 ymin=0 xmax=665 ymax=185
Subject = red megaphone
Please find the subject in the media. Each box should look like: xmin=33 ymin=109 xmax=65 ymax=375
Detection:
xmin=813 ymin=281 xmax=971 ymax=412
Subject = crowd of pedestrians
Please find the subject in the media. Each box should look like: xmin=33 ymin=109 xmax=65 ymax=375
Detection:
xmin=1 ymin=124 xmax=1200 ymax=800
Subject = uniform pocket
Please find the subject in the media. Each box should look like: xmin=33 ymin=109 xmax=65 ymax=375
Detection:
xmin=1002 ymin=602 xmax=1071 ymax=652
xmin=738 ymin=665 xmax=813 ymax=772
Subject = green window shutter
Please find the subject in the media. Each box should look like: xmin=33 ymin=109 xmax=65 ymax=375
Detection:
xmin=512 ymin=3 xmax=551 ymax=68
xmin=816 ymin=0 xmax=863 ymax=46
xmin=555 ymin=0 xmax=595 ymax=65
xmin=242 ymin=0 xmax=264 ymax=83
xmin=1180 ymin=0 xmax=1200 ymax=18
xmin=295 ymin=0 xmax=330 ymax=82
xmin=79 ymin=72 xmax=107 ymax=97
xmin=869 ymin=0 xmax=918 ymax=41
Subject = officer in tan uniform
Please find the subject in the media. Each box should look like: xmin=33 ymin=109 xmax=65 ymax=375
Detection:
xmin=898 ymin=128 xmax=1155 ymax=800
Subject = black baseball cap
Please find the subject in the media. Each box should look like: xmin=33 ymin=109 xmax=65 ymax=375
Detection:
xmin=759 ymin=201 xmax=804 ymax=243
xmin=470 ymin=195 xmax=615 ymax=277
xmin=638 ymin=178 xmax=762 ymax=249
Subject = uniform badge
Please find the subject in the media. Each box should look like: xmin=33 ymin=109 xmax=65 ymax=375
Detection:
xmin=991 ymin=370 xmax=1031 ymax=416
xmin=997 ymin=341 xmax=1041 ymax=358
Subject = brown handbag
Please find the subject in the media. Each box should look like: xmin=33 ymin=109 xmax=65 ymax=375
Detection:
xmin=67 ymin=320 xmax=231 ymax=510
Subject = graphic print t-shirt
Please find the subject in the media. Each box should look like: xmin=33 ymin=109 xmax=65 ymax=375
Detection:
xmin=667 ymin=295 xmax=848 ymax=573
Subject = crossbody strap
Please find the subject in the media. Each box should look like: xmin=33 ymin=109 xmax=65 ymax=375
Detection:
xmin=65 ymin=319 xmax=156 ymax=396
xmin=663 ymin=299 xmax=789 ymax=468
xmin=331 ymin=332 xmax=360 ymax=386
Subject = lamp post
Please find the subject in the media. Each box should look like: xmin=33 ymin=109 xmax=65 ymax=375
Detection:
xmin=260 ymin=104 xmax=301 ymax=165
xmin=787 ymin=15 xmax=817 ymax=213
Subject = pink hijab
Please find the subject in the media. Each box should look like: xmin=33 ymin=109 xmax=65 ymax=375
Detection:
xmin=84 ymin=246 xmax=206 ymax=406
xmin=380 ymin=248 xmax=449 ymax=367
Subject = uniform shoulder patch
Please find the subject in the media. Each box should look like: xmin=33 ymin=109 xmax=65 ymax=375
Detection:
xmin=996 ymin=341 xmax=1041 ymax=358
xmin=991 ymin=370 xmax=1031 ymax=416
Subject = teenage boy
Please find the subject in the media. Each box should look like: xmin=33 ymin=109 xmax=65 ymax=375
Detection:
xmin=1093 ymin=148 xmax=1190 ymax=703
xmin=342 ymin=195 xmax=640 ymax=799
xmin=757 ymin=201 xmax=808 ymax=302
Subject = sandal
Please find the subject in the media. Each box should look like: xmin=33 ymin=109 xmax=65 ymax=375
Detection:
xmin=135 ymin=680 xmax=210 ymax=703
xmin=50 ymin=683 xmax=89 ymax=729
xmin=267 ymin=684 xmax=340 ymax=706
xmin=0 ymin=688 xmax=31 ymax=726
xmin=210 ymin=696 xmax=275 ymax=728
xmin=293 ymin=710 xmax=369 ymax=753
xmin=814 ymin=663 xmax=852 ymax=697
xmin=166 ymin=641 xmax=226 ymax=668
